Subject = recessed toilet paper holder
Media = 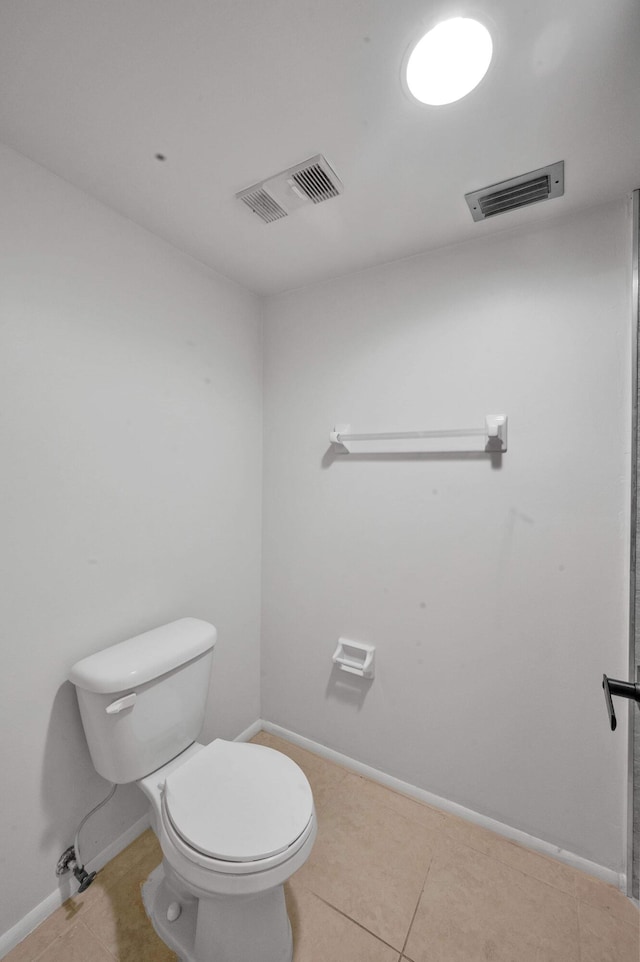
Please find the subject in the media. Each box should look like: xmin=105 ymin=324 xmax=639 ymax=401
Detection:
xmin=332 ymin=638 xmax=375 ymax=679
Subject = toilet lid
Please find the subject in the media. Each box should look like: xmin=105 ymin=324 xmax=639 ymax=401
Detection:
xmin=162 ymin=740 xmax=314 ymax=862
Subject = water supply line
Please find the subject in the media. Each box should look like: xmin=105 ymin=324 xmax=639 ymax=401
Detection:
xmin=56 ymin=783 xmax=117 ymax=893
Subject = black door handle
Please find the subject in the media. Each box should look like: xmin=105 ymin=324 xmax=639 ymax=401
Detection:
xmin=602 ymin=674 xmax=640 ymax=731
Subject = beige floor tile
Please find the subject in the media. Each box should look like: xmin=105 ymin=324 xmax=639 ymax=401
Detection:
xmin=337 ymin=772 xmax=447 ymax=833
xmin=574 ymin=871 xmax=640 ymax=929
xmin=3 ymin=906 xmax=80 ymax=962
xmin=578 ymin=900 xmax=640 ymax=962
xmin=286 ymin=884 xmax=400 ymax=962
xmin=440 ymin=812 xmax=497 ymax=855
xmin=489 ymin=837 xmax=579 ymax=896
xmin=404 ymin=838 xmax=580 ymax=962
xmin=29 ymin=920 xmax=115 ymax=962
xmin=292 ymin=774 xmax=437 ymax=950
xmin=80 ymin=871 xmax=177 ymax=961
xmin=251 ymin=731 xmax=350 ymax=811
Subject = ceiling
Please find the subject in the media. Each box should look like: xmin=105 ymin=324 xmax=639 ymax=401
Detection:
xmin=0 ymin=0 xmax=638 ymax=295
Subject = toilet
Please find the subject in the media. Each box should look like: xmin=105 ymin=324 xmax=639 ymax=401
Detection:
xmin=69 ymin=618 xmax=316 ymax=962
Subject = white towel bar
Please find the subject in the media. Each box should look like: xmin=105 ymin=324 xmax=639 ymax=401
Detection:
xmin=329 ymin=415 xmax=507 ymax=452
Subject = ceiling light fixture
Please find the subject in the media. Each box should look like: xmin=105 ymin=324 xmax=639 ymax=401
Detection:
xmin=405 ymin=17 xmax=493 ymax=106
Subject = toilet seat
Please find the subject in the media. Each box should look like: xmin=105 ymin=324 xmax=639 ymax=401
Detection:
xmin=162 ymin=740 xmax=314 ymax=864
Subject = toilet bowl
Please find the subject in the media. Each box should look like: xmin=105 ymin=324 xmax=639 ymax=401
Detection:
xmin=69 ymin=618 xmax=316 ymax=962
xmin=139 ymin=740 xmax=316 ymax=962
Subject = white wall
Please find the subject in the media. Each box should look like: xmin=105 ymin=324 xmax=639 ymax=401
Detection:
xmin=0 ymin=138 xmax=632 ymax=946
xmin=262 ymin=200 xmax=631 ymax=873
xmin=0 ymin=144 xmax=263 ymax=938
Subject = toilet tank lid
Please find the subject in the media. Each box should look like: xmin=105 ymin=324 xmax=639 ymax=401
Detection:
xmin=69 ymin=618 xmax=217 ymax=694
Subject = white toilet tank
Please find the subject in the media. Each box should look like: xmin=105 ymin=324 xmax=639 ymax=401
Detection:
xmin=69 ymin=618 xmax=217 ymax=783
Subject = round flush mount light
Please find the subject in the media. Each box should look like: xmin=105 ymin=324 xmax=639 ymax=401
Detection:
xmin=405 ymin=17 xmax=493 ymax=106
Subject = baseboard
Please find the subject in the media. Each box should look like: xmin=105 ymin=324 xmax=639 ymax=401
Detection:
xmin=0 ymin=812 xmax=150 ymax=960
xmin=260 ymin=720 xmax=625 ymax=892
xmin=233 ymin=718 xmax=264 ymax=742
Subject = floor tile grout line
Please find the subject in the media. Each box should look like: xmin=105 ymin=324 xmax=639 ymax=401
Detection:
xmin=9 ymin=934 xmax=53 ymax=962
xmin=484 ymin=842 xmax=585 ymax=897
xmin=336 ymin=769 xmax=451 ymax=832
xmin=10 ymin=935 xmax=48 ymax=962
xmin=400 ymin=854 xmax=435 ymax=959
xmin=573 ymin=897 xmax=640 ymax=929
xmin=307 ymin=889 xmax=405 ymax=954
xmin=20 ymin=917 xmax=83 ymax=962
xmin=80 ymin=918 xmax=121 ymax=962
xmin=80 ymin=915 xmax=120 ymax=962
xmin=14 ymin=902 xmax=80 ymax=962
xmin=14 ymin=917 xmax=90 ymax=962
xmin=575 ymin=900 xmax=585 ymax=962
xmin=439 ymin=830 xmax=597 ymax=905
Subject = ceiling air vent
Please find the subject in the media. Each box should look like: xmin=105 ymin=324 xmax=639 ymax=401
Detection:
xmin=465 ymin=161 xmax=564 ymax=222
xmin=237 ymin=187 xmax=288 ymax=224
xmin=236 ymin=154 xmax=343 ymax=224
xmin=290 ymin=157 xmax=341 ymax=204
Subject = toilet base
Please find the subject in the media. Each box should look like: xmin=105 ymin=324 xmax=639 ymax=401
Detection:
xmin=142 ymin=863 xmax=293 ymax=962
xmin=143 ymin=865 xmax=197 ymax=960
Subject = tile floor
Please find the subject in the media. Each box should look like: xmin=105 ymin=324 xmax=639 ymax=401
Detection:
xmin=5 ymin=731 xmax=640 ymax=962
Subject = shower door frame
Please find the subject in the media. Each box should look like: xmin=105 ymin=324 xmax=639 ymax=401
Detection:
xmin=629 ymin=187 xmax=639 ymax=899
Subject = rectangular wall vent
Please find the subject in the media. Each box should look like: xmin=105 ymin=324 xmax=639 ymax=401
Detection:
xmin=237 ymin=187 xmax=288 ymax=224
xmin=236 ymin=154 xmax=342 ymax=224
xmin=465 ymin=161 xmax=564 ymax=222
